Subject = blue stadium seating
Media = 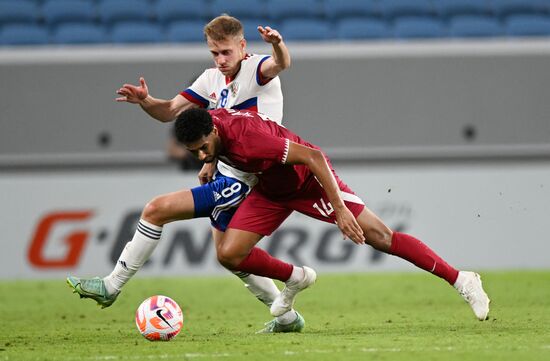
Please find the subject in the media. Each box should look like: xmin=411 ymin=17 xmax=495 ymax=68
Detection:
xmin=449 ymin=15 xmax=504 ymax=38
xmin=0 ymin=0 xmax=40 ymax=25
xmin=336 ymin=17 xmax=390 ymax=40
xmin=379 ymin=0 xmax=435 ymax=20
xmin=1 ymin=24 xmax=49 ymax=45
xmin=167 ymin=20 xmax=206 ymax=43
xmin=155 ymin=0 xmax=209 ymax=24
xmin=98 ymin=0 xmax=152 ymax=25
xmin=323 ymin=0 xmax=379 ymax=20
xmin=53 ymin=23 xmax=106 ymax=44
xmin=111 ymin=21 xmax=164 ymax=44
xmin=42 ymin=0 xmax=96 ymax=27
xmin=266 ymin=0 xmax=322 ymax=21
xmin=435 ymin=0 xmax=494 ymax=18
xmin=3 ymin=0 xmax=550 ymax=46
xmin=280 ymin=19 xmax=332 ymax=41
xmin=506 ymin=14 xmax=550 ymax=36
xmin=493 ymin=0 xmax=550 ymax=18
xmin=393 ymin=16 xmax=446 ymax=39
xmin=241 ymin=18 xmax=274 ymax=42
xmin=210 ymin=0 xmax=266 ymax=20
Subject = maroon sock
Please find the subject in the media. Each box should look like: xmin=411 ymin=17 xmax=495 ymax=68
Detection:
xmin=235 ymin=247 xmax=293 ymax=282
xmin=389 ymin=232 xmax=459 ymax=285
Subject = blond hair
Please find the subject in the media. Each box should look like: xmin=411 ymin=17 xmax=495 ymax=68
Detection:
xmin=204 ymin=14 xmax=244 ymax=41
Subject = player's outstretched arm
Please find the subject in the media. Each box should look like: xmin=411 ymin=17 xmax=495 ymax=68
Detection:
xmin=285 ymin=142 xmax=365 ymax=244
xmin=257 ymin=26 xmax=291 ymax=79
xmin=116 ymin=77 xmax=197 ymax=122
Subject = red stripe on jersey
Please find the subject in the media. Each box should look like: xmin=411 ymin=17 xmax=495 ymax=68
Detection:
xmin=234 ymin=104 xmax=258 ymax=113
xmin=180 ymin=91 xmax=207 ymax=107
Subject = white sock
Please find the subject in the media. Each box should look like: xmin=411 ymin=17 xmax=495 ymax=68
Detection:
xmin=233 ymin=271 xmax=280 ymax=307
xmin=287 ymin=266 xmax=305 ymax=284
xmin=232 ymin=271 xmax=297 ymax=325
xmin=276 ymin=310 xmax=298 ymax=325
xmin=103 ymin=219 xmax=162 ymax=295
xmin=453 ymin=271 xmax=466 ymax=289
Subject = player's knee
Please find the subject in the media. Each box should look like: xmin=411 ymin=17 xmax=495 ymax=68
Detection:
xmin=142 ymin=196 xmax=168 ymax=225
xmin=216 ymin=244 xmax=242 ymax=270
xmin=366 ymin=228 xmax=393 ymax=252
xmin=216 ymin=252 xmax=239 ymax=270
xmin=380 ymin=229 xmax=393 ymax=250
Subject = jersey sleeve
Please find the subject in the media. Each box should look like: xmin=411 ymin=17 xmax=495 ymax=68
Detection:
xmin=256 ymin=55 xmax=272 ymax=86
xmin=238 ymin=128 xmax=289 ymax=164
xmin=243 ymin=54 xmax=273 ymax=86
xmin=179 ymin=70 xmax=211 ymax=108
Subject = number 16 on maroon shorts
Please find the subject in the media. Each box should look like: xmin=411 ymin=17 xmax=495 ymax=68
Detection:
xmin=227 ymin=174 xmax=366 ymax=236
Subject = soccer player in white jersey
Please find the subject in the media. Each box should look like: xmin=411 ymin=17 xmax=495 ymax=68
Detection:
xmin=67 ymin=15 xmax=303 ymax=333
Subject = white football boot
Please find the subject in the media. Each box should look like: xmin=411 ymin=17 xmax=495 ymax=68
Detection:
xmin=270 ymin=266 xmax=317 ymax=317
xmin=455 ymin=271 xmax=490 ymax=321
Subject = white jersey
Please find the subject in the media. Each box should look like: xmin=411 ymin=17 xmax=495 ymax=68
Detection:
xmin=180 ymin=53 xmax=283 ymax=123
xmin=180 ymin=54 xmax=283 ymax=187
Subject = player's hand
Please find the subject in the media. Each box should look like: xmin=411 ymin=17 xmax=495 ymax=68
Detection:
xmin=335 ymin=207 xmax=365 ymax=245
xmin=258 ymin=26 xmax=283 ymax=44
xmin=116 ymin=77 xmax=149 ymax=104
xmin=198 ymin=161 xmax=216 ymax=185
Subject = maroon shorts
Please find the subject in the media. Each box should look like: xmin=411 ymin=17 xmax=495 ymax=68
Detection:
xmin=227 ymin=175 xmax=365 ymax=236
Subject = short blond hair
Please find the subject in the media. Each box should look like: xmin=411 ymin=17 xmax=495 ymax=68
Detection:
xmin=204 ymin=14 xmax=244 ymax=41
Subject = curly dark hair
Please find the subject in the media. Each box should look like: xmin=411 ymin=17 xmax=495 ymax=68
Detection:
xmin=174 ymin=108 xmax=214 ymax=144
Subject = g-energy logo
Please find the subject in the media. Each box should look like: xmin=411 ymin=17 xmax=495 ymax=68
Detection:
xmin=28 ymin=211 xmax=93 ymax=268
xmin=25 ymin=201 xmax=412 ymax=270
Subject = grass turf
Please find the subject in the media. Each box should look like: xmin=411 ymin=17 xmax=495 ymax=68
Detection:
xmin=0 ymin=271 xmax=549 ymax=361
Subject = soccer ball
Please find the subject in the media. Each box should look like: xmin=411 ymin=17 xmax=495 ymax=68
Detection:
xmin=135 ymin=295 xmax=184 ymax=341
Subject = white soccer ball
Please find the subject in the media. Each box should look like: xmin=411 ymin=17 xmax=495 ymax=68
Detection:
xmin=135 ymin=295 xmax=184 ymax=341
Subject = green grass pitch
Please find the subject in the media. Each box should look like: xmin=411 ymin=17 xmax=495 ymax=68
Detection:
xmin=1 ymin=271 xmax=549 ymax=361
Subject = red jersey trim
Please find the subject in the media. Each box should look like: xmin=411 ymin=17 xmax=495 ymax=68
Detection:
xmin=281 ymin=138 xmax=290 ymax=164
xmin=180 ymin=90 xmax=209 ymax=108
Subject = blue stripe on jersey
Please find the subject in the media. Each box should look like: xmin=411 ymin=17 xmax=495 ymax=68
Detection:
xmin=256 ymin=55 xmax=271 ymax=86
xmin=232 ymin=97 xmax=258 ymax=110
xmin=183 ymin=89 xmax=209 ymax=107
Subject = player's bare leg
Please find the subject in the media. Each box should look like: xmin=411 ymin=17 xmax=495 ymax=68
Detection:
xmin=212 ymin=228 xmax=305 ymax=332
xmin=217 ymin=228 xmax=316 ymax=318
xmin=356 ymin=207 xmax=490 ymax=320
xmin=212 ymin=228 xmax=279 ymax=306
xmin=68 ymin=189 xmax=196 ymax=307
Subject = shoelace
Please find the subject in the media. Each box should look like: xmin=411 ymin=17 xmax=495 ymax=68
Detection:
xmin=459 ymin=281 xmax=477 ymax=302
xmin=263 ymin=320 xmax=277 ymax=332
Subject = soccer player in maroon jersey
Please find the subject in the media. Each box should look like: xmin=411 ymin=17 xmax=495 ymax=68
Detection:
xmin=69 ymin=16 xmax=306 ymax=334
xmin=174 ymin=107 xmax=491 ymax=321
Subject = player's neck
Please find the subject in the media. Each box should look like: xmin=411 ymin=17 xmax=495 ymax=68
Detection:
xmin=225 ymin=56 xmax=245 ymax=84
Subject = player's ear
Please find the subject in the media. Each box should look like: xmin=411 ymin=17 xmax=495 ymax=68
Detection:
xmin=212 ymin=125 xmax=218 ymax=136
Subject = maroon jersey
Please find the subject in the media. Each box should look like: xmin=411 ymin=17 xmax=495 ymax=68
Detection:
xmin=210 ymin=108 xmax=323 ymax=199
